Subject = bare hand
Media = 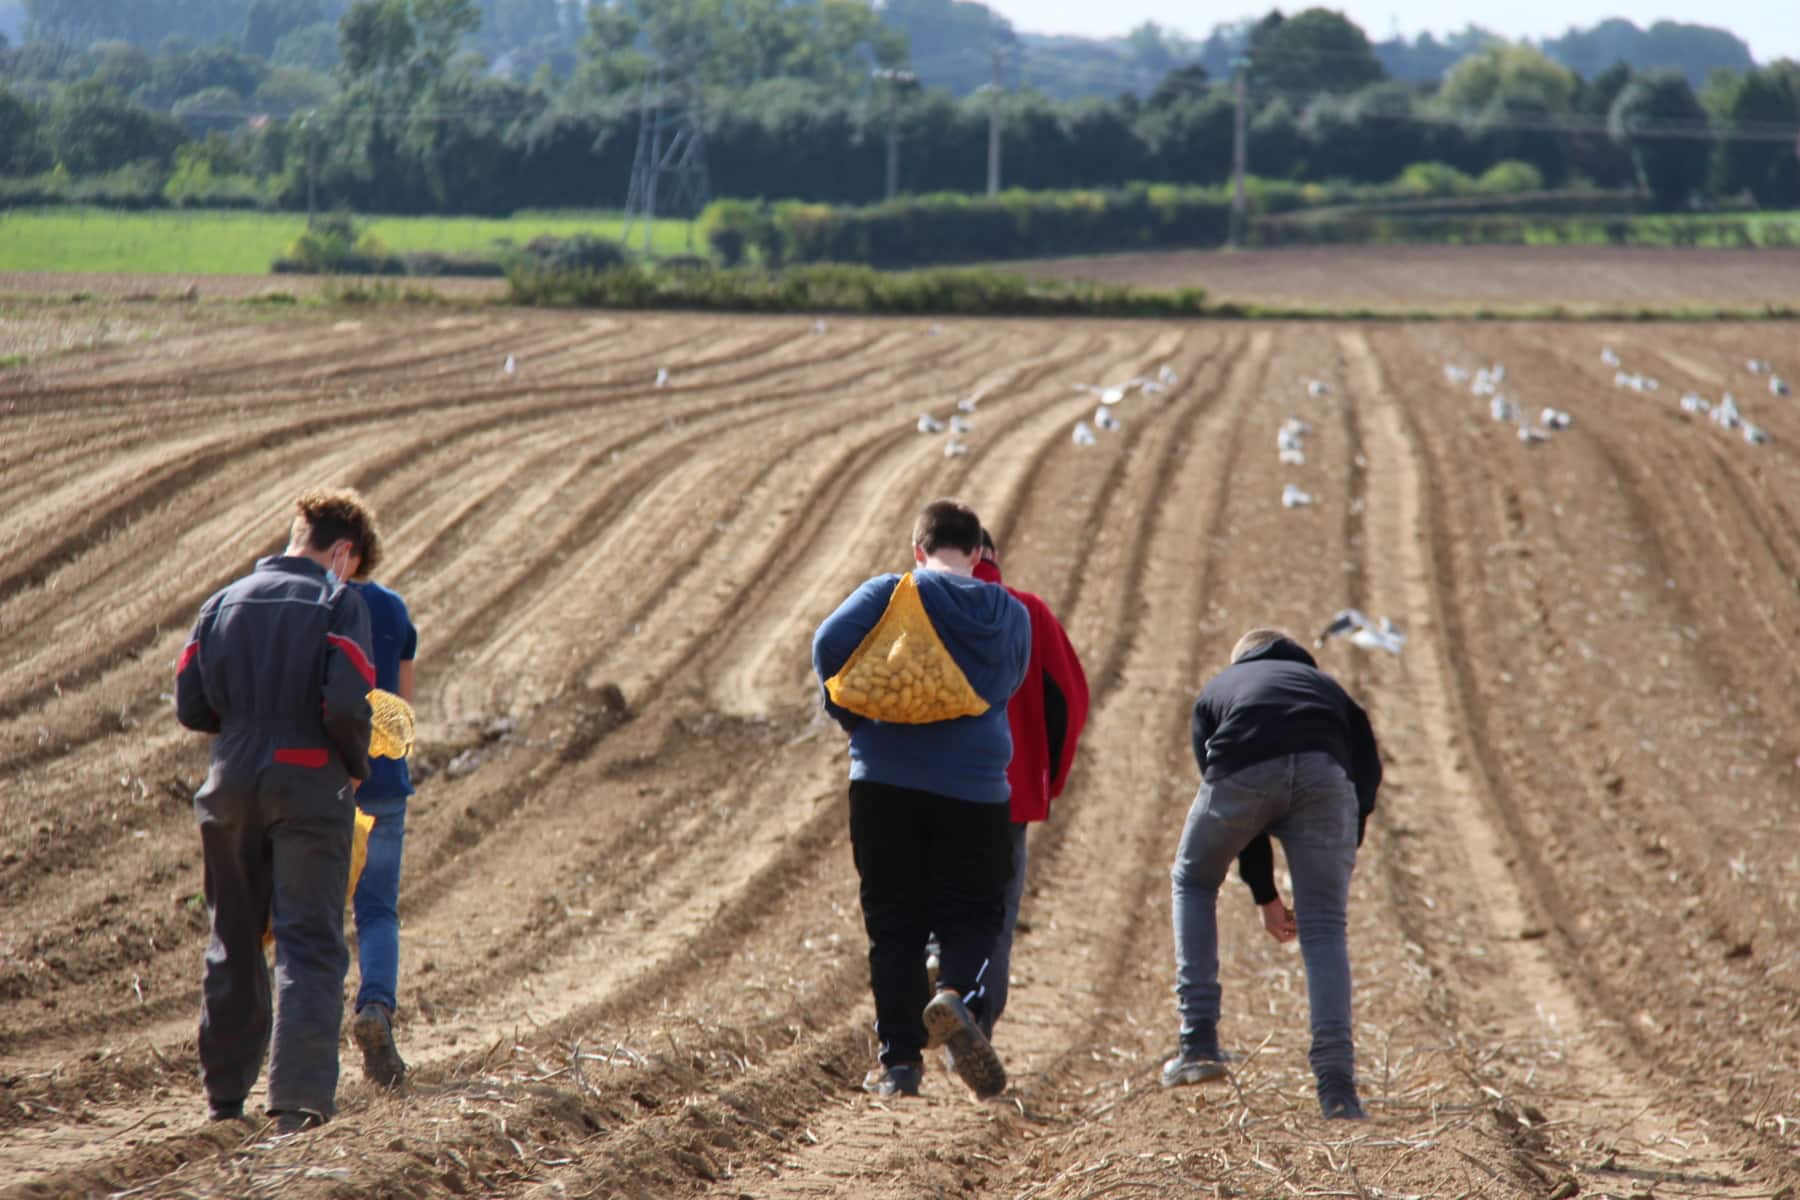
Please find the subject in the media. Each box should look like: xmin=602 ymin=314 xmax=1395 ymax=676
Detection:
xmin=1260 ymin=898 xmax=1296 ymax=943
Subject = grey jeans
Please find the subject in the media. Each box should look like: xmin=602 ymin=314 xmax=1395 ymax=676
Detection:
xmin=1170 ymin=751 xmax=1358 ymax=1082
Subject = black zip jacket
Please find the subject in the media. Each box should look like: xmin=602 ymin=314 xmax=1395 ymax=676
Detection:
xmin=1190 ymin=636 xmax=1381 ymax=903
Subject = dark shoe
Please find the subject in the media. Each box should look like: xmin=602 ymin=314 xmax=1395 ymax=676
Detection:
xmin=353 ymin=1002 xmax=408 ymax=1087
xmin=207 ymin=1099 xmax=245 ymax=1121
xmin=271 ymin=1108 xmax=325 ymax=1135
xmin=1161 ymin=1023 xmax=1229 ymax=1087
xmin=861 ymin=1062 xmax=922 ymax=1098
xmin=922 ymin=992 xmax=1006 ymax=1099
xmin=1318 ymin=1073 xmax=1366 ymax=1120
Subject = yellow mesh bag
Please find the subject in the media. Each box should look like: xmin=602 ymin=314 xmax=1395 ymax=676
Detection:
xmin=368 ymin=689 xmax=415 ymax=759
xmin=825 ymin=573 xmax=989 ymax=724
xmin=264 ymin=807 xmax=376 ymax=948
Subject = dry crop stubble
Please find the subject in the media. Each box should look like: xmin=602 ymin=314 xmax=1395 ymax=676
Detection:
xmin=1 ymin=309 xmax=1797 ymax=1200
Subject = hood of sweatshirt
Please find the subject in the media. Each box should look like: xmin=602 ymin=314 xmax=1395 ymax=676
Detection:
xmin=1233 ymin=635 xmax=1319 ymax=670
xmin=913 ymin=569 xmax=1025 ymax=709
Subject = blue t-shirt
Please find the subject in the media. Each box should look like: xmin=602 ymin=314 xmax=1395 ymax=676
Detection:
xmin=349 ymin=579 xmax=417 ymax=807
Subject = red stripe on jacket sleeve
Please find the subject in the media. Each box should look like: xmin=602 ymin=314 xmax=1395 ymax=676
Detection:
xmin=177 ymin=641 xmax=200 ymax=673
xmin=327 ymin=633 xmax=376 ymax=687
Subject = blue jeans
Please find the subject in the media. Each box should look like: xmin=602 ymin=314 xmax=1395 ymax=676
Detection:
xmin=352 ymin=801 xmax=407 ymax=1014
xmin=1170 ymin=752 xmax=1358 ymax=1082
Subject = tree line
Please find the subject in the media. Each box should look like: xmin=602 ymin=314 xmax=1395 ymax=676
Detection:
xmin=0 ymin=0 xmax=1795 ymax=217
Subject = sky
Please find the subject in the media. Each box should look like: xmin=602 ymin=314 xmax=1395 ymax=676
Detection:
xmin=980 ymin=0 xmax=1800 ymax=63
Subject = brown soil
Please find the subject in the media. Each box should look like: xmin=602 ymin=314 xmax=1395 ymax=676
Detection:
xmin=2 ymin=306 xmax=1798 ymax=1200
xmin=1011 ymin=245 xmax=1800 ymax=311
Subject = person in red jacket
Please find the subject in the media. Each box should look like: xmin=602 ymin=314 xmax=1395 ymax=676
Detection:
xmin=971 ymin=527 xmax=1090 ymax=1039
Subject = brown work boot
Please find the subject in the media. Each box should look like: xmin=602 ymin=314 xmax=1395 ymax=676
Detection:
xmin=352 ymin=1002 xmax=408 ymax=1087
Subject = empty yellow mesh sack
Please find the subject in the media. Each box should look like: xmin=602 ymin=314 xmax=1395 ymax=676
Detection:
xmin=825 ymin=573 xmax=989 ymax=724
xmin=263 ymin=807 xmax=375 ymax=949
xmin=368 ymin=688 xmax=415 ymax=759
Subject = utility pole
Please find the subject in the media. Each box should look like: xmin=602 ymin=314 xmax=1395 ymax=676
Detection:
xmin=985 ymin=48 xmax=1002 ymax=196
xmin=1229 ymin=56 xmax=1249 ymax=248
xmin=873 ymin=68 xmax=917 ymax=202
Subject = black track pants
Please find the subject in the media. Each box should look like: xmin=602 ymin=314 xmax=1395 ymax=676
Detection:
xmin=848 ymin=780 xmax=1013 ymax=1068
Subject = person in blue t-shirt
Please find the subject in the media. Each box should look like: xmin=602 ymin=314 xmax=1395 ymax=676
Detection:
xmin=345 ymin=559 xmax=417 ymax=1088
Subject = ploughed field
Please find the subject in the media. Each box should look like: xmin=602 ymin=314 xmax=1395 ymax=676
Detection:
xmin=2 ymin=308 xmax=1798 ymax=1200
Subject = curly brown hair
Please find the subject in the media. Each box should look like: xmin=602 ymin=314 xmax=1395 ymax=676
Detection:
xmin=293 ymin=487 xmax=382 ymax=577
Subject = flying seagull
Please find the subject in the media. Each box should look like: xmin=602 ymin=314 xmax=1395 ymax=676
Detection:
xmin=1316 ymin=609 xmax=1406 ymax=655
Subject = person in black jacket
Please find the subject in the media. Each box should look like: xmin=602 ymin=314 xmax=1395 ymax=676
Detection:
xmin=1163 ymin=628 xmax=1382 ymax=1120
xmin=175 ymin=488 xmax=379 ymax=1134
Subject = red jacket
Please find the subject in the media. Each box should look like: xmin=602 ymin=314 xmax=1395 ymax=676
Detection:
xmin=974 ymin=560 xmax=1090 ymax=823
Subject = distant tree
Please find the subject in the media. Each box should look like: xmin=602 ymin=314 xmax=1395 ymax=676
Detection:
xmin=44 ymin=80 xmax=185 ymax=171
xmin=171 ymin=84 xmax=245 ymax=134
xmin=252 ymin=63 xmax=335 ymax=113
xmin=1608 ymin=68 xmax=1712 ymax=209
xmin=1712 ymin=65 xmax=1800 ymax=207
xmin=1135 ymin=90 xmax=1234 ymax=184
xmin=246 ymin=0 xmax=328 ymax=58
xmin=1542 ymin=18 xmax=1751 ymax=90
xmin=1373 ymin=26 xmax=1498 ymax=82
xmin=0 ymin=83 xmax=49 ymax=173
xmin=1249 ymin=8 xmax=1384 ymax=98
xmin=880 ymin=0 xmax=1011 ymax=96
xmin=1146 ymin=63 xmax=1209 ymax=110
xmin=1248 ymin=96 xmax=1303 ymax=177
xmin=1437 ymin=44 xmax=1577 ymax=115
xmin=273 ymin=22 xmax=340 ymax=70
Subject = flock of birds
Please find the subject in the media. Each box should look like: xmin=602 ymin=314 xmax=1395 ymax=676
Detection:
xmin=1444 ymin=361 xmax=1572 ymax=444
xmin=1606 ymin=347 xmax=1779 ymax=448
xmin=912 ymin=363 xmax=1181 ymax=457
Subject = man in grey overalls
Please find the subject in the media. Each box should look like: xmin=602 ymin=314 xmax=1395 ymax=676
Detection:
xmin=175 ymin=488 xmax=379 ymax=1133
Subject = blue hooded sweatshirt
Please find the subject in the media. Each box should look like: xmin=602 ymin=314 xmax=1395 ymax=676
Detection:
xmin=812 ymin=570 xmax=1031 ymax=805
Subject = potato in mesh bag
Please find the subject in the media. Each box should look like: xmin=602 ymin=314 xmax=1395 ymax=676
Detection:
xmin=826 ymin=573 xmax=989 ymax=724
xmin=368 ymin=688 xmax=415 ymax=759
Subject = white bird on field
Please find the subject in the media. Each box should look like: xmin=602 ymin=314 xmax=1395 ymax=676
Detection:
xmin=1490 ymin=363 xmax=1506 ymax=382
xmin=1281 ymin=416 xmax=1313 ymax=437
xmin=1748 ymin=358 xmax=1770 ymax=375
xmin=1279 ymin=447 xmax=1307 ymax=466
xmin=1518 ymin=423 xmax=1550 ymax=444
xmin=1094 ymin=406 xmax=1121 ymax=432
xmin=1139 ymin=380 xmax=1168 ymax=397
xmin=1472 ymin=371 xmax=1499 ymax=397
xmin=1281 ymin=484 xmax=1314 ymax=508
xmin=1540 ymin=408 xmax=1572 ymax=430
xmin=944 ymin=438 xmax=970 ymax=458
xmin=654 ymin=366 xmax=670 ymax=388
xmin=1307 ymin=379 xmax=1331 ymax=398
xmin=812 ymin=320 xmax=828 ymax=335
xmin=1742 ymin=422 xmax=1769 ymax=445
xmin=1316 ymin=608 xmax=1406 ymax=655
xmin=949 ymin=414 xmax=972 ymax=434
xmin=1490 ymin=395 xmax=1517 ymax=423
xmin=917 ymin=413 xmax=945 ymax=434
xmin=1075 ymin=380 xmax=1145 ymax=406
xmin=1712 ymin=394 xmax=1741 ymax=430
xmin=1679 ymin=393 xmax=1710 ymax=414
xmin=957 ymin=395 xmax=979 ymax=413
xmin=503 ymin=354 xmax=516 ymax=375
xmin=1601 ymin=346 xmax=1620 ymax=367
xmin=928 ymin=323 xmax=944 ymax=337
xmin=1444 ymin=364 xmax=1470 ymax=384
xmin=1278 ymin=427 xmax=1305 ymax=453
xmin=1158 ymin=364 xmax=1179 ymax=385
xmin=1771 ymin=376 xmax=1791 ymax=397
xmin=1072 ymin=421 xmax=1098 ymax=446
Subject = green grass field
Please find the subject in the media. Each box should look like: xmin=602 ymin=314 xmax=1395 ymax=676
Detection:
xmin=0 ymin=208 xmax=705 ymax=274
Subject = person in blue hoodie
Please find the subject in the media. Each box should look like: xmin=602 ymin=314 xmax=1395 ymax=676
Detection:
xmin=812 ymin=499 xmax=1031 ymax=1100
